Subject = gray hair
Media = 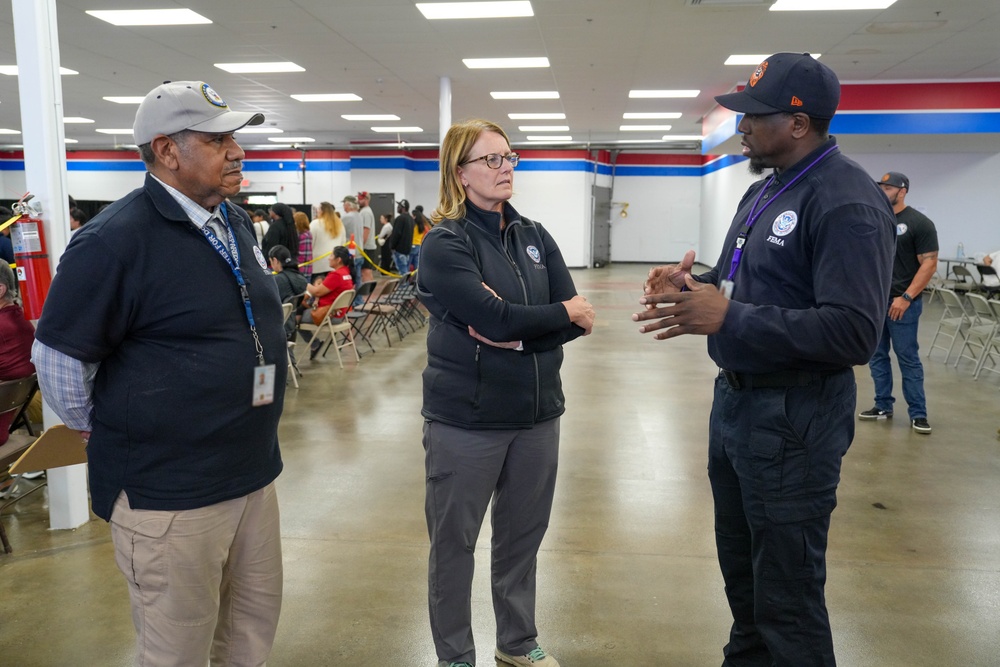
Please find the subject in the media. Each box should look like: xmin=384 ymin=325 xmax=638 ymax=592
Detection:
xmin=0 ymin=261 xmax=18 ymax=303
xmin=138 ymin=129 xmax=196 ymax=167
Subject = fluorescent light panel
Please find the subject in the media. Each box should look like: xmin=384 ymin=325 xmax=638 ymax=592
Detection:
xmin=464 ymin=57 xmax=549 ymax=69
xmin=623 ymin=112 xmax=681 ymax=120
xmin=86 ymin=9 xmax=211 ymax=25
xmin=508 ymin=113 xmax=565 ymax=120
xmin=518 ymin=125 xmax=569 ymax=132
xmin=0 ymin=129 xmax=21 ymax=135
xmin=526 ymin=135 xmax=571 ymax=141
xmin=215 ymin=62 xmax=305 ymax=74
xmin=341 ymin=114 xmax=400 ymax=121
xmin=726 ymin=54 xmax=820 ymax=65
xmin=416 ymin=1 xmax=533 ymax=19
xmin=95 ymin=129 xmax=133 ymax=135
xmin=491 ymin=91 xmax=559 ymax=99
xmin=103 ymin=96 xmax=145 ymax=104
xmin=64 ymin=138 xmax=78 ymax=144
xmin=63 ymin=117 xmax=94 ymax=124
xmin=268 ymin=136 xmax=314 ymax=143
xmin=292 ymin=93 xmax=362 ymax=102
xmin=771 ymin=0 xmax=895 ymax=9
xmin=620 ymin=125 xmax=672 ymax=131
xmin=628 ymin=89 xmax=699 ymax=98
xmin=0 ymin=66 xmax=77 ymax=76
xmin=371 ymin=127 xmax=424 ymax=133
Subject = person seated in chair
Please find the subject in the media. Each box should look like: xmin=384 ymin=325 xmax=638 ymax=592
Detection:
xmin=0 ymin=262 xmax=37 ymax=446
xmin=303 ymin=246 xmax=358 ymax=358
xmin=268 ymin=245 xmax=308 ymax=341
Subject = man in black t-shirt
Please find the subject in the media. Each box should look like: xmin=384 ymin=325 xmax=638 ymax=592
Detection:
xmin=860 ymin=171 xmax=939 ymax=433
xmin=389 ymin=198 xmax=415 ymax=275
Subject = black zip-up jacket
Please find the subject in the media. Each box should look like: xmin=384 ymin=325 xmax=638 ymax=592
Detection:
xmin=417 ymin=200 xmax=585 ymax=429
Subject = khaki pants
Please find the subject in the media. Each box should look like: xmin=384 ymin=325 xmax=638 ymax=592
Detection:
xmin=110 ymin=482 xmax=283 ymax=667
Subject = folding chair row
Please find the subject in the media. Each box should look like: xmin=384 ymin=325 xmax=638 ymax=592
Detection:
xmin=299 ymin=289 xmax=361 ymax=369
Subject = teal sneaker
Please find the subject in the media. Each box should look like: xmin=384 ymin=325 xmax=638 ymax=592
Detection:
xmin=495 ymin=646 xmax=559 ymax=667
xmin=437 ymin=662 xmax=473 ymax=667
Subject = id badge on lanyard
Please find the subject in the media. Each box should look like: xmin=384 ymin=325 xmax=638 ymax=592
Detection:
xmin=202 ymin=203 xmax=275 ymax=406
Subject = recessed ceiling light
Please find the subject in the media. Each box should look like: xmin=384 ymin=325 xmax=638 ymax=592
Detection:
xmin=0 ymin=129 xmax=21 ymax=135
xmin=342 ymin=114 xmax=401 ymax=121
xmin=726 ymin=54 xmax=820 ymax=65
xmin=417 ymin=1 xmax=534 ymax=19
xmin=628 ymin=90 xmax=699 ymax=98
xmin=269 ymin=136 xmax=314 ymax=143
xmin=526 ymin=135 xmax=571 ymax=141
xmin=620 ymin=125 xmax=672 ymax=131
xmin=63 ymin=117 xmax=94 ymax=124
xmin=371 ymin=127 xmax=424 ymax=133
xmin=236 ymin=127 xmax=284 ymax=134
xmin=86 ymin=9 xmax=211 ymax=25
xmin=518 ymin=125 xmax=569 ymax=132
xmin=623 ymin=112 xmax=682 ymax=120
xmin=491 ymin=91 xmax=559 ymax=100
xmin=464 ymin=57 xmax=549 ymax=69
xmin=771 ymin=0 xmax=895 ymax=9
xmin=64 ymin=138 xmax=78 ymax=144
xmin=661 ymin=135 xmax=704 ymax=142
xmin=0 ymin=66 xmax=77 ymax=76
xmin=253 ymin=144 xmax=293 ymax=149
xmin=292 ymin=93 xmax=362 ymax=102
xmin=508 ymin=113 xmax=566 ymax=120
xmin=102 ymin=96 xmax=145 ymax=104
xmin=215 ymin=62 xmax=305 ymax=74
xmin=95 ymin=128 xmax=133 ymax=135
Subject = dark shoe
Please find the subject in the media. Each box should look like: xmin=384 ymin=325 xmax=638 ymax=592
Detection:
xmin=859 ymin=407 xmax=893 ymax=421
xmin=912 ymin=418 xmax=932 ymax=434
xmin=309 ymin=339 xmax=323 ymax=360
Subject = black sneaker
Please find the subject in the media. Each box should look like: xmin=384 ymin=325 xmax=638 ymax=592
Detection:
xmin=911 ymin=418 xmax=932 ymax=434
xmin=859 ymin=407 xmax=893 ymax=420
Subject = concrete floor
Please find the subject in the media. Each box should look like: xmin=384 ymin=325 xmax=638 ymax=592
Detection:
xmin=1 ymin=263 xmax=998 ymax=666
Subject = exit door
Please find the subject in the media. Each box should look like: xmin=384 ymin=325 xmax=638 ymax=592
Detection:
xmin=592 ymin=185 xmax=612 ymax=268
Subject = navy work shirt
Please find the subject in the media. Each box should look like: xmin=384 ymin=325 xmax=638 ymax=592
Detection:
xmin=697 ymin=138 xmax=896 ymax=374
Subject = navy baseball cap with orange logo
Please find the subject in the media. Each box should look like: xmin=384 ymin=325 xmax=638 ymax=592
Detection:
xmin=715 ymin=52 xmax=841 ymax=120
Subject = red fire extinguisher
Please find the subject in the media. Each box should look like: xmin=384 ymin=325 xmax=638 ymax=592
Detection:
xmin=10 ymin=192 xmax=53 ymax=320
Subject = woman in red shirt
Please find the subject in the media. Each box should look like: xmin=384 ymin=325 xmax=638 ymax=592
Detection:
xmin=0 ymin=262 xmax=36 ymax=445
xmin=304 ymin=246 xmax=358 ymax=358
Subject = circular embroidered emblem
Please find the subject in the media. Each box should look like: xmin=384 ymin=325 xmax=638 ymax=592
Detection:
xmin=896 ymin=223 xmax=908 ymax=236
xmin=202 ymin=83 xmax=228 ymax=108
xmin=771 ymin=211 xmax=798 ymax=237
xmin=526 ymin=245 xmax=541 ymax=263
xmin=253 ymin=245 xmax=268 ymax=269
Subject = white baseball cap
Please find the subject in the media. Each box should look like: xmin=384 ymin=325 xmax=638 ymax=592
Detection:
xmin=133 ymin=81 xmax=264 ymax=145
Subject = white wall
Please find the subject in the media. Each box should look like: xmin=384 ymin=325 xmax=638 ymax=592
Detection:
xmin=610 ymin=174 xmax=701 ymax=264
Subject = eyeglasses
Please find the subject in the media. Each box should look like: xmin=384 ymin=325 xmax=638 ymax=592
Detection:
xmin=461 ymin=152 xmax=519 ymax=169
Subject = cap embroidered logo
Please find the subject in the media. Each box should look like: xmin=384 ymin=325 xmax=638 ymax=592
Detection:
xmin=202 ymin=84 xmax=228 ymax=108
xmin=749 ymin=61 xmax=768 ymax=87
xmin=791 ymin=96 xmax=804 ymax=107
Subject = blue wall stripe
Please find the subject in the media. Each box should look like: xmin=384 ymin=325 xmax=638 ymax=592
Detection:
xmin=701 ymin=154 xmax=747 ymax=174
xmin=0 ymin=160 xmax=24 ymax=171
xmin=613 ymin=165 xmax=702 ymax=177
xmin=831 ymin=111 xmax=1000 ymax=134
xmin=66 ymin=161 xmax=145 ymax=171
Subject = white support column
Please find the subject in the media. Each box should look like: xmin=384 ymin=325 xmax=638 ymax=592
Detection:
xmin=439 ymin=76 xmax=452 ymax=146
xmin=12 ymin=0 xmax=89 ymax=530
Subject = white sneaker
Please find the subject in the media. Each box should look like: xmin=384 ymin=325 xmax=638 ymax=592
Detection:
xmin=495 ymin=646 xmax=559 ymax=667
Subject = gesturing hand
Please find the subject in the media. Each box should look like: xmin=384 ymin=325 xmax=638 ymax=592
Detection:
xmin=643 ymin=250 xmax=696 ymax=309
xmin=562 ymin=294 xmax=595 ymax=335
xmin=633 ymin=274 xmax=729 ymax=340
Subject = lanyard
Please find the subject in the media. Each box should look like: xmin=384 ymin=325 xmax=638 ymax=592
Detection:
xmin=726 ymin=144 xmax=838 ymax=282
xmin=201 ymin=202 xmax=266 ymax=365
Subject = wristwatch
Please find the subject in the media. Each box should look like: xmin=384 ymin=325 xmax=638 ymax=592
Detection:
xmin=902 ymin=293 xmax=913 ymax=303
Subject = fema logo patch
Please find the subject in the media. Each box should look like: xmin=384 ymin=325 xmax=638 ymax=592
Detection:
xmin=253 ymin=245 xmax=268 ymax=270
xmin=896 ymin=223 xmax=908 ymax=236
xmin=526 ymin=245 xmax=541 ymax=263
xmin=771 ymin=211 xmax=798 ymax=237
xmin=202 ymin=83 xmax=228 ymax=108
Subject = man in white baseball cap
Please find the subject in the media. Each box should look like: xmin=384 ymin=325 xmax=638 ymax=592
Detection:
xmin=34 ymin=81 xmax=286 ymax=666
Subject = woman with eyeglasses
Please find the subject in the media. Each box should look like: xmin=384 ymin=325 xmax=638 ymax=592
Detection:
xmin=417 ymin=119 xmax=595 ymax=667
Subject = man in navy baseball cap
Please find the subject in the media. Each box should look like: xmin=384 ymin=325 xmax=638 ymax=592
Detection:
xmin=715 ymin=52 xmax=840 ymax=120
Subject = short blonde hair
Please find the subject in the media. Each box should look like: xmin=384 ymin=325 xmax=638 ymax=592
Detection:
xmin=432 ymin=119 xmax=510 ymax=224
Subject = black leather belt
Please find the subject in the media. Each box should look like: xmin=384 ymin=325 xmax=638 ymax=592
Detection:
xmin=720 ymin=369 xmax=838 ymax=390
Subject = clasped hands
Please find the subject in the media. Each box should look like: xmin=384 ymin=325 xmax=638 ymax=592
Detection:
xmin=468 ymin=282 xmax=595 ymax=349
xmin=633 ymin=250 xmax=730 ymax=340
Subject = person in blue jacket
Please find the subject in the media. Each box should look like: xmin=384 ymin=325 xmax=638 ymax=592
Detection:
xmin=634 ymin=54 xmax=896 ymax=666
xmin=417 ymin=119 xmax=595 ymax=667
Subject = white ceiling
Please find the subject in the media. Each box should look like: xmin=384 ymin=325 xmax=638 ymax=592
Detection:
xmin=0 ymin=0 xmax=997 ymax=153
